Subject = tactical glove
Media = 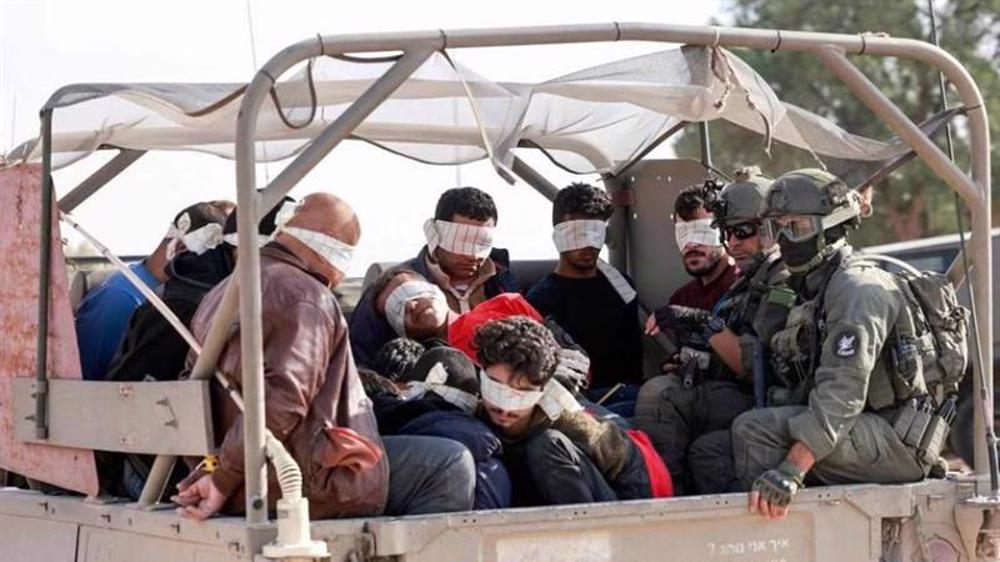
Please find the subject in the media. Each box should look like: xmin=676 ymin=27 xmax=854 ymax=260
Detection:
xmin=653 ymin=305 xmax=711 ymax=344
xmin=751 ymin=460 xmax=806 ymax=508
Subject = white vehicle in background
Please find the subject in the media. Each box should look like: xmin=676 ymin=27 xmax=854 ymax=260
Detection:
xmin=0 ymin=21 xmax=994 ymax=562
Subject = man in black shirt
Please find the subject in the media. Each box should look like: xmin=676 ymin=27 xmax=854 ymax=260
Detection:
xmin=527 ymin=183 xmax=642 ymax=415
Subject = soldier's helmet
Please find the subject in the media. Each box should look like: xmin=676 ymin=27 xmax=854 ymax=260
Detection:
xmin=713 ymin=167 xmax=773 ymax=227
xmin=759 ymin=168 xmax=860 ymax=244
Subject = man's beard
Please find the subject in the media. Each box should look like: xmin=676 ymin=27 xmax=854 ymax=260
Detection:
xmin=683 ymin=250 xmax=722 ymax=278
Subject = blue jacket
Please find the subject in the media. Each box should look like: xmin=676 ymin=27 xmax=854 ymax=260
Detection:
xmin=75 ymin=262 xmax=159 ymax=380
xmin=348 ymin=246 xmax=519 ymax=367
xmin=374 ymin=394 xmax=512 ymax=509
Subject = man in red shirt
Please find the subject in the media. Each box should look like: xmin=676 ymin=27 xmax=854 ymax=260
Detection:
xmin=664 ymin=185 xmax=739 ymax=311
xmin=634 ymin=183 xmax=742 ymax=495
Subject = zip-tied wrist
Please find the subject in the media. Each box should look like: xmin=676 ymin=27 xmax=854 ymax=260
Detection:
xmin=195 ymin=454 xmax=219 ymax=474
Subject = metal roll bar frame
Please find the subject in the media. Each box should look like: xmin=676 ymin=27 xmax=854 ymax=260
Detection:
xmin=32 ymin=22 xmax=990 ymax=524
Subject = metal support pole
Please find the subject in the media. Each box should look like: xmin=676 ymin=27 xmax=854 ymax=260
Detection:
xmin=698 ymin=121 xmax=713 ymax=170
xmin=511 ymin=156 xmax=559 ymax=201
xmin=34 ymin=109 xmax=54 ymax=440
xmin=236 ymin=47 xmax=434 ymax=524
xmin=58 ymin=149 xmax=145 ymax=213
xmin=817 ymin=46 xmax=994 ymax=494
xmin=258 ymin=47 xmax=437 ymax=215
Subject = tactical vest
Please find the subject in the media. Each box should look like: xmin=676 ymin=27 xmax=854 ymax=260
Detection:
xmin=767 ymin=250 xmax=930 ymax=410
xmin=716 ymin=250 xmax=791 ymax=339
xmin=709 ymin=251 xmax=794 ymax=387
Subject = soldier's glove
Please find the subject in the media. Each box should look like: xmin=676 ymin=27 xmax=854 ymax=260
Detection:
xmin=751 ymin=460 xmax=806 ymax=508
xmin=553 ymin=348 xmax=590 ymax=395
xmin=653 ymin=305 xmax=711 ymax=345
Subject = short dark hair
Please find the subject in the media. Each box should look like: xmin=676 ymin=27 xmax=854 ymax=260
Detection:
xmin=368 ymin=265 xmax=425 ymax=318
xmin=373 ymin=338 xmax=426 ymax=381
xmin=551 ymin=182 xmax=612 ymax=225
xmin=674 ymin=186 xmax=708 ymax=222
xmin=173 ymin=202 xmax=226 ymax=232
xmin=474 ymin=316 xmax=559 ymax=387
xmin=222 ymin=194 xmax=296 ymax=240
xmin=434 ymin=187 xmax=498 ymax=223
xmin=358 ymin=367 xmax=401 ymax=398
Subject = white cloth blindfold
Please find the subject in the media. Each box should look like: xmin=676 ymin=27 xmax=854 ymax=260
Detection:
xmin=400 ymin=362 xmax=479 ymax=414
xmin=165 ymin=212 xmax=224 ymax=260
xmin=269 ymin=200 xmax=356 ymax=275
xmin=273 ymin=200 xmax=299 ymax=231
xmin=424 ymin=218 xmax=494 ymax=259
xmin=384 ymin=280 xmax=447 ymax=337
xmin=222 ymin=232 xmax=271 ymax=248
xmin=480 ymin=374 xmax=544 ymax=411
xmin=537 ymin=380 xmax=584 ymax=421
xmin=552 ymin=220 xmax=606 ymax=253
xmin=280 ymin=226 xmax=355 ymax=276
xmin=481 ymin=375 xmax=583 ymax=421
xmin=675 ymin=218 xmax=722 ymax=253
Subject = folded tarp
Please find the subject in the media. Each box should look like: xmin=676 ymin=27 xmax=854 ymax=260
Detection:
xmin=3 ymin=46 xmax=922 ymax=176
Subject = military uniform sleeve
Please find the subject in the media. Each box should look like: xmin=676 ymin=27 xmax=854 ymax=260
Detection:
xmin=787 ymin=268 xmax=900 ymax=461
xmin=212 ymin=301 xmax=334 ymax=496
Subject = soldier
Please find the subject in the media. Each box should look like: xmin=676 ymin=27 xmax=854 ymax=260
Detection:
xmin=634 ymin=169 xmax=792 ymax=494
xmin=733 ymin=168 xmax=929 ymax=520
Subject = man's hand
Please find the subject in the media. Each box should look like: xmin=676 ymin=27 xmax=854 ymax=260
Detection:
xmin=553 ymin=348 xmax=590 ymax=394
xmin=171 ymin=472 xmax=226 ymax=520
xmin=659 ymin=353 xmax=681 ymax=374
xmin=749 ymin=460 xmax=807 ymax=519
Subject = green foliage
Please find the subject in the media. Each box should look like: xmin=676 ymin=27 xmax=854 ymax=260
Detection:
xmin=676 ymin=0 xmax=999 ymax=247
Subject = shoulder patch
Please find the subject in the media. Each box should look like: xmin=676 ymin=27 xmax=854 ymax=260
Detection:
xmin=766 ymin=287 xmax=797 ymax=309
xmin=834 ymin=330 xmax=859 ymax=358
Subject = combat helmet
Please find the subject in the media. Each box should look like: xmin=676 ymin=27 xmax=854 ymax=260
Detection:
xmin=760 ymin=168 xmax=861 ymax=272
xmin=712 ymin=167 xmax=773 ymax=227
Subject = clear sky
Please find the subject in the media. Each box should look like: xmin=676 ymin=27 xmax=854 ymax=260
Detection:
xmin=1 ymin=0 xmax=721 ymax=274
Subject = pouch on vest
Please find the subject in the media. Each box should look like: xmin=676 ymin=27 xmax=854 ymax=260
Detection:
xmin=888 ymin=299 xmax=930 ymax=401
xmin=769 ymin=299 xmax=817 ymax=392
xmin=853 ymin=256 xmax=969 ymax=399
xmin=899 ymin=270 xmax=970 ymax=395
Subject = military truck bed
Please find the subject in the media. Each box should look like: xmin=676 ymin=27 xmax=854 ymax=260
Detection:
xmin=0 ymin=477 xmax=983 ymax=562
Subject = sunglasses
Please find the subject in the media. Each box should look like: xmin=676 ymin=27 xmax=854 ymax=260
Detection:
xmin=722 ymin=222 xmax=759 ymax=241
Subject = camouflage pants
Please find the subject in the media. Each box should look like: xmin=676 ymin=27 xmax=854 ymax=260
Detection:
xmin=632 ymin=375 xmax=753 ymax=495
xmin=730 ymin=406 xmax=928 ymax=490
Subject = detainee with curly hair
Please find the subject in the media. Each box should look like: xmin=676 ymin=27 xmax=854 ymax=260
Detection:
xmin=526 ymin=182 xmax=643 ymax=414
xmin=474 ymin=316 xmax=673 ymax=506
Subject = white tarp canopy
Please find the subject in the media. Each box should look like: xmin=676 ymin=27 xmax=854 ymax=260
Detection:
xmin=3 ymin=46 xmax=918 ymax=176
